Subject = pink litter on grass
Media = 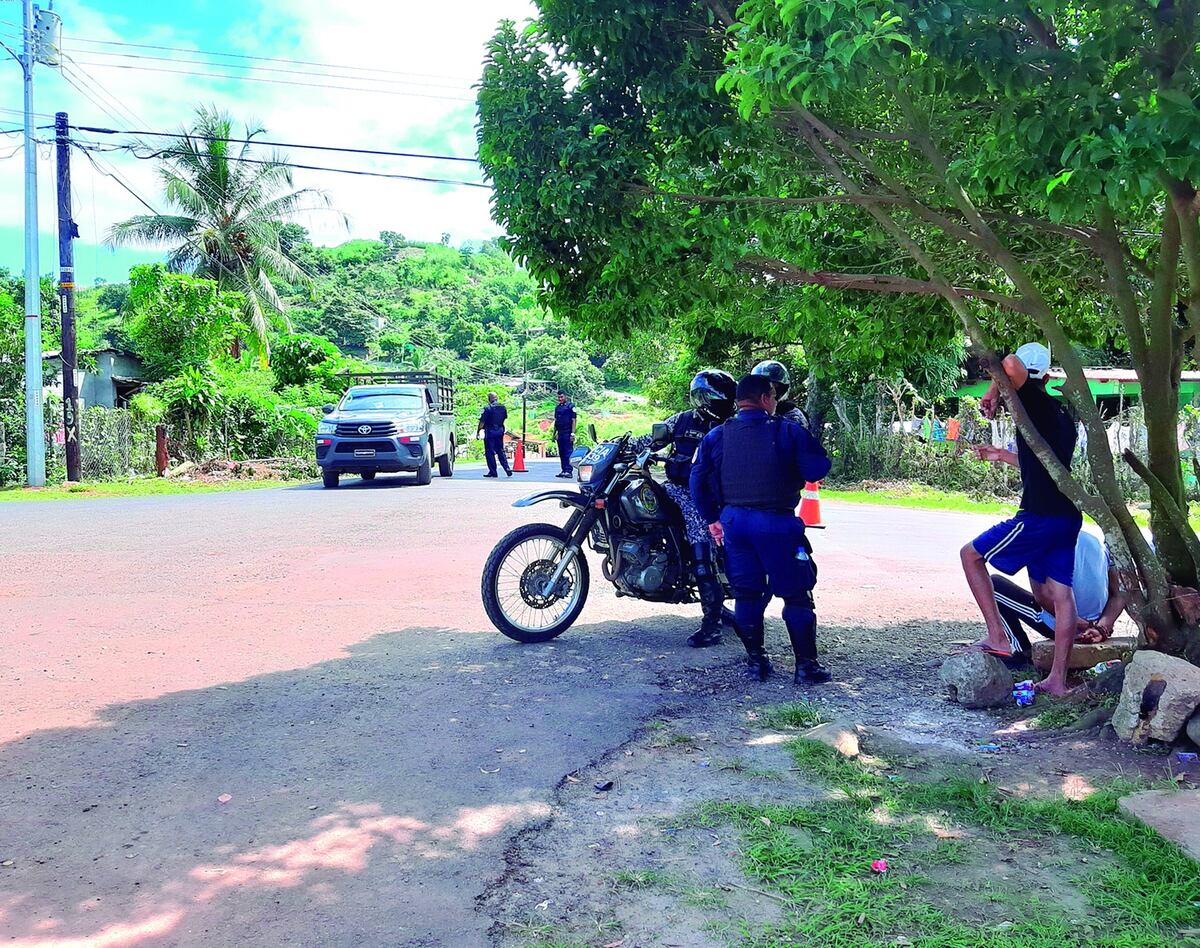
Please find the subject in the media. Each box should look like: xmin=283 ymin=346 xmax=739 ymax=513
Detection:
xmin=871 ymin=859 xmax=889 ymax=874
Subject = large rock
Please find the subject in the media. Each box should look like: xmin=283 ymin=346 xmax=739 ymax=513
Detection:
xmin=1188 ymin=710 xmax=1200 ymax=748
xmin=1031 ymin=636 xmax=1135 ymax=673
xmin=939 ymin=651 xmax=1012 ymax=709
xmin=1118 ymin=790 xmax=1200 ymax=862
xmin=1112 ymin=650 xmax=1200 ymax=744
xmin=801 ymin=721 xmax=861 ymax=758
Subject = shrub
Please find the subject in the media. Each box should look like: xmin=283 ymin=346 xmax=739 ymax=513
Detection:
xmin=271 ymin=333 xmax=340 ymax=389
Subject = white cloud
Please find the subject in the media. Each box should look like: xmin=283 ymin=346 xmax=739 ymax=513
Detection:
xmin=0 ymin=0 xmax=538 ymax=271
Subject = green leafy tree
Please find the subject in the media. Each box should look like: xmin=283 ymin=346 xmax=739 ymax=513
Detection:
xmin=270 ymin=333 xmax=340 ymax=389
xmin=108 ymin=105 xmax=340 ymax=357
xmin=479 ymin=1 xmax=1200 ymax=659
xmin=124 ymin=265 xmax=244 ymax=380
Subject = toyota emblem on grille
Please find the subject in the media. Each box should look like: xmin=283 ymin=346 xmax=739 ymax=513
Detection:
xmin=357 ymin=424 xmax=372 ymax=434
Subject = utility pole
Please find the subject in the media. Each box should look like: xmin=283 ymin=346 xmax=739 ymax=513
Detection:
xmin=21 ymin=0 xmax=44 ymax=486
xmin=55 ymin=111 xmax=81 ymax=481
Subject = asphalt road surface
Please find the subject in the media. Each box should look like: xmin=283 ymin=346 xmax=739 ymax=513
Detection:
xmin=0 ymin=461 xmax=986 ymax=946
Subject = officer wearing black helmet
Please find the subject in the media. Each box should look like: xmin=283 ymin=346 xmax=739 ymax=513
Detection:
xmin=690 ymin=374 xmax=833 ymax=684
xmin=642 ymin=369 xmax=737 ymax=647
xmin=752 ymin=360 xmax=810 ymax=429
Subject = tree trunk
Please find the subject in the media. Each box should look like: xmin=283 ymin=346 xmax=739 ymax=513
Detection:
xmin=1142 ymin=363 xmax=1196 ymax=587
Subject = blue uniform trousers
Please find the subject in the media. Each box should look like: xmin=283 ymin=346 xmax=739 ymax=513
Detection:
xmin=484 ymin=431 xmax=510 ymax=475
xmin=557 ymin=434 xmax=574 ymax=473
xmin=720 ymin=505 xmax=818 ymax=660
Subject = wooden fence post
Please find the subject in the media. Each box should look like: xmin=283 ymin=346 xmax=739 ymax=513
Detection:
xmin=155 ymin=425 xmax=169 ymax=476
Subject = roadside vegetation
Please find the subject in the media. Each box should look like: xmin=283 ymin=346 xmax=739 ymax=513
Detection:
xmin=693 ymin=740 xmax=1198 ymax=947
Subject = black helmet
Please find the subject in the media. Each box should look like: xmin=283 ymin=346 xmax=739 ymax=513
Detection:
xmin=751 ymin=359 xmax=791 ymax=397
xmin=689 ymin=369 xmax=736 ymax=421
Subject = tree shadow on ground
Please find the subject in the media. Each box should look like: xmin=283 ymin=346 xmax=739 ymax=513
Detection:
xmin=0 ymin=618 xmax=711 ymax=947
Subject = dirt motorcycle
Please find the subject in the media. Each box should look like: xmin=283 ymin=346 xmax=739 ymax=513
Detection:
xmin=481 ymin=424 xmax=732 ymax=642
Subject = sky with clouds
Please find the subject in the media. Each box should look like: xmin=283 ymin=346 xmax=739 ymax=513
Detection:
xmin=0 ymin=0 xmax=538 ymax=284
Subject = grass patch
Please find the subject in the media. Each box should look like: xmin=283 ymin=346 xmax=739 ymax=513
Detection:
xmin=1027 ymin=701 xmax=1084 ymax=731
xmin=699 ymin=739 xmax=1198 ymax=947
xmin=754 ymin=701 xmax=827 ymax=731
xmin=823 ymin=483 xmax=1017 ymax=517
xmin=612 ymin=868 xmax=673 ymax=890
xmin=0 ymin=478 xmax=301 ymax=503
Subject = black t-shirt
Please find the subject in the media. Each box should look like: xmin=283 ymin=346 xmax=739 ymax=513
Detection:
xmin=480 ymin=403 xmax=508 ymax=434
xmin=1015 ymin=382 xmax=1077 ymax=517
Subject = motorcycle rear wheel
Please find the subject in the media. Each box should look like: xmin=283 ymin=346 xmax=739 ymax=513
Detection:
xmin=482 ymin=523 xmax=590 ymax=643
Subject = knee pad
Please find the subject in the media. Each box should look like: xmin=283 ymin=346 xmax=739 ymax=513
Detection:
xmin=781 ymin=599 xmax=816 ymax=629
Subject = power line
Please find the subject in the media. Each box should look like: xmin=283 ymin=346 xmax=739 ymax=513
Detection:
xmin=60 ymin=33 xmax=479 ymax=84
xmin=66 ymin=58 xmax=476 ymax=102
xmin=69 ymin=47 xmax=475 ymax=93
xmin=73 ymin=140 xmax=490 ymax=189
xmin=70 ymin=124 xmax=479 ymax=164
xmin=72 ymin=143 xmax=449 ymax=355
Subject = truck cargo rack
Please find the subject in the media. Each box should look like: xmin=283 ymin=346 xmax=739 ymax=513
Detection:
xmin=340 ymin=370 xmax=455 ymax=412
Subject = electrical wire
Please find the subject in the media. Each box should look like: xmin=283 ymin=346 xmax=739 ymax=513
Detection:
xmin=65 ymin=58 xmax=476 ymax=103
xmin=50 ymin=58 xmax=461 ymax=356
xmin=73 ymin=142 xmax=448 ymax=355
xmin=69 ymin=47 xmax=475 ymax=93
xmin=70 ymin=125 xmax=479 ymax=164
xmin=60 ymin=33 xmax=478 ymax=84
xmin=73 ymin=139 xmax=490 ymax=189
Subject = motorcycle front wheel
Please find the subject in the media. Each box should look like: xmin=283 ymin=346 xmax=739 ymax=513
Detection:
xmin=481 ymin=523 xmax=591 ymax=643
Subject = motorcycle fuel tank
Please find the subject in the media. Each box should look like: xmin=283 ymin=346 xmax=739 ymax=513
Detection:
xmin=616 ymin=480 xmax=671 ymax=525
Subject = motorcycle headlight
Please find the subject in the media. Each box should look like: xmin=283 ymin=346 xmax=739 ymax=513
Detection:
xmin=317 ymin=421 xmax=336 ymax=434
xmin=577 ymin=464 xmax=593 ymax=484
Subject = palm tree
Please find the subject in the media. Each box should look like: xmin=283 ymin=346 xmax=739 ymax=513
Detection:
xmin=109 ymin=105 xmax=340 ymax=357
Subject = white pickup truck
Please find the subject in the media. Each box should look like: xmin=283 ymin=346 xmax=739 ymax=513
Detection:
xmin=315 ymin=372 xmax=456 ymax=488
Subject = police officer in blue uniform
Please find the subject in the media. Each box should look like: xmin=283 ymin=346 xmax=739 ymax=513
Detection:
xmin=553 ymin=392 xmax=577 ymax=478
xmin=690 ymin=374 xmax=833 ymax=683
xmin=752 ymin=359 xmax=810 ymax=429
xmin=648 ymin=369 xmax=737 ymax=647
xmin=476 ymin=392 xmax=513 ymax=478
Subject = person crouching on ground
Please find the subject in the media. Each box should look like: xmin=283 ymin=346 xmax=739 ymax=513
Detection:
xmin=961 ymin=342 xmax=1081 ymax=696
xmin=989 ymin=529 xmax=1126 ymax=664
xmin=690 ymin=374 xmax=833 ymax=684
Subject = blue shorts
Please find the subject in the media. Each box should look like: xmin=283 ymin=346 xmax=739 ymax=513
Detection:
xmin=972 ymin=511 xmax=1082 ymax=587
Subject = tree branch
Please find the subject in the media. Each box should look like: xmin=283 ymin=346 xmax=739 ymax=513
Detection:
xmin=1123 ymin=448 xmax=1200 ymax=581
xmin=1021 ymin=8 xmax=1060 ymax=50
xmin=738 ymin=258 xmax=1032 ymax=312
xmin=628 ymin=185 xmax=903 ymax=208
xmin=1094 ymin=206 xmax=1151 ymax=367
xmin=702 ymin=0 xmax=736 ymax=29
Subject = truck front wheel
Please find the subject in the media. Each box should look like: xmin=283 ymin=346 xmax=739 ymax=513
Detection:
xmin=415 ymin=441 xmax=433 ymax=486
xmin=322 ymin=469 xmax=339 ymax=489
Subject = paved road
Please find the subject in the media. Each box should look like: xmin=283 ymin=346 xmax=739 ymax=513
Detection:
xmin=0 ymin=462 xmax=987 ymax=946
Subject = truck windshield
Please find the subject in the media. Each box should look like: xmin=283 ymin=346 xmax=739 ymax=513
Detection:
xmin=343 ymin=392 xmax=424 ymax=411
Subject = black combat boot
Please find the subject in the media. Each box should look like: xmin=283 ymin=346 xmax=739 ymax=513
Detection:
xmin=737 ymin=623 xmax=772 ymax=681
xmin=687 ymin=574 xmax=724 ymax=648
xmin=793 ymin=659 xmax=832 ymax=685
xmin=785 ymin=609 xmax=831 ymax=684
xmin=687 ymin=543 xmax=724 ymax=648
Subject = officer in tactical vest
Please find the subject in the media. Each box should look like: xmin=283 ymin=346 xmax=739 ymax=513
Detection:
xmin=645 ymin=369 xmax=737 ymax=647
xmin=752 ymin=359 xmax=810 ymax=429
xmin=690 ymin=374 xmax=833 ymax=683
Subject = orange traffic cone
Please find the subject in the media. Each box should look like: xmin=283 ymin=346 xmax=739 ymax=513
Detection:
xmin=799 ymin=481 xmax=823 ymax=527
xmin=513 ymin=439 xmax=528 ymax=473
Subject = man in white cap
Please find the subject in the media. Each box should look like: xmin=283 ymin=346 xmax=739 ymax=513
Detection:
xmin=960 ymin=342 xmax=1081 ymax=696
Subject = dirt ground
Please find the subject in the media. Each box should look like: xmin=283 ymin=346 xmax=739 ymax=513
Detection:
xmin=0 ymin=465 xmax=1190 ymax=946
xmin=479 ymin=617 xmax=1185 ymax=948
